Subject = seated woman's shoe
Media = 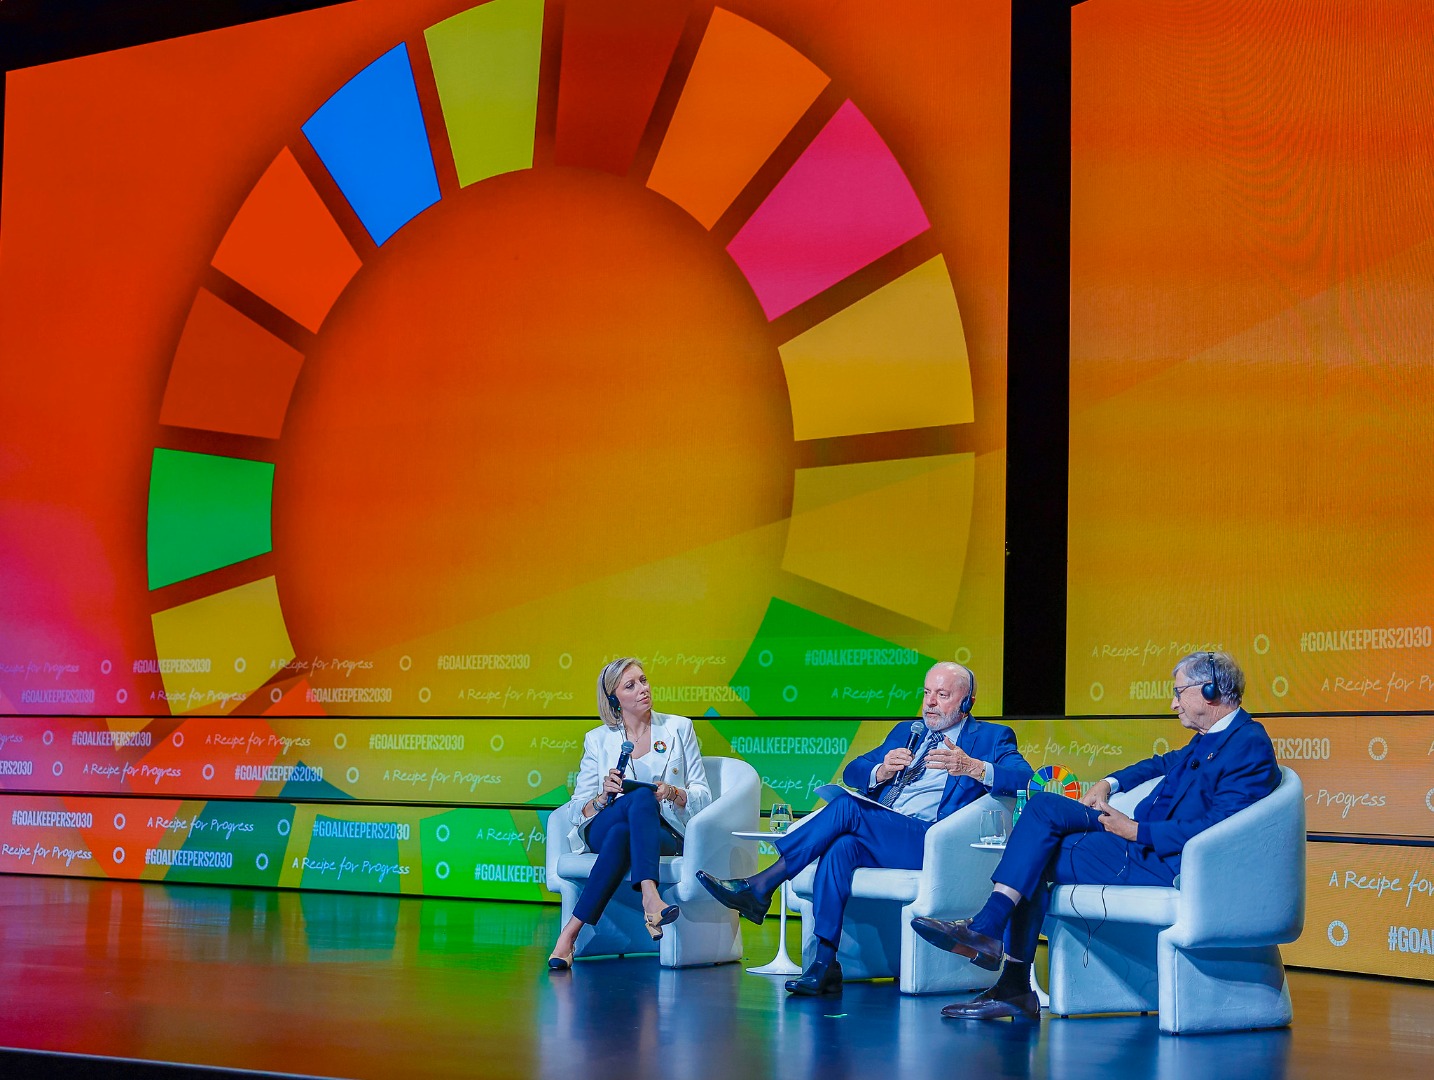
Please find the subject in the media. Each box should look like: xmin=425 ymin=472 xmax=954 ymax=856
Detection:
xmin=643 ymin=904 xmax=680 ymax=939
xmin=547 ymin=948 xmax=574 ymax=971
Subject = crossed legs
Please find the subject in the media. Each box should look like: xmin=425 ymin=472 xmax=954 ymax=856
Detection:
xmin=550 ymin=787 xmax=679 ymax=965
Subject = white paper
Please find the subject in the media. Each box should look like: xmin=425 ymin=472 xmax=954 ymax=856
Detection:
xmin=813 ymin=783 xmax=900 ymax=812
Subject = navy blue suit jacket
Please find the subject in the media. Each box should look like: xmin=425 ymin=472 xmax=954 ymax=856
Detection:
xmin=1111 ymin=708 xmax=1280 ymax=867
xmin=842 ymin=719 xmax=1033 ymax=821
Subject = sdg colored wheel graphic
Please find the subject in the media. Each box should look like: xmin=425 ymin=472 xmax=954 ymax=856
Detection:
xmin=144 ymin=1 xmax=979 ymax=715
xmin=1030 ymin=764 xmax=1082 ymax=799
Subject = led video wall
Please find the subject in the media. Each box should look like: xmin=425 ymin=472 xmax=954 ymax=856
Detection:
xmin=5 ymin=712 xmax=1433 ymax=976
xmin=0 ymin=0 xmax=1010 ymax=718
xmin=1066 ymin=0 xmax=1434 ymax=715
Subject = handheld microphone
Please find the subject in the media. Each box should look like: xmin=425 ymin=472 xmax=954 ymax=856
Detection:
xmin=905 ymin=721 xmax=926 ymax=754
xmin=615 ymin=740 xmax=635 ymax=778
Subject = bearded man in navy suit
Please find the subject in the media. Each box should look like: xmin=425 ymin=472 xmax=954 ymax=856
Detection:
xmin=698 ymin=661 xmax=1034 ymax=996
xmin=913 ymin=650 xmax=1281 ymax=1021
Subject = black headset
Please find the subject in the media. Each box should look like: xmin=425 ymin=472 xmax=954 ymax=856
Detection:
xmin=957 ymin=663 xmax=977 ymax=714
xmin=1200 ymin=652 xmax=1221 ymax=702
xmin=604 ymin=657 xmax=636 ymax=714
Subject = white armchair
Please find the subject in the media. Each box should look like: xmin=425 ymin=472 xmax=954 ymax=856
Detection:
xmin=1044 ymin=765 xmax=1305 ymax=1033
xmin=544 ymin=756 xmax=761 ymax=967
xmin=787 ymin=793 xmax=1014 ymax=994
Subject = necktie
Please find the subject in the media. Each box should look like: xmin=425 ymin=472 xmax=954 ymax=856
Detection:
xmin=880 ymin=730 xmax=945 ymax=806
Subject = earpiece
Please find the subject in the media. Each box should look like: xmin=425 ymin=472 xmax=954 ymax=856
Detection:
xmin=957 ymin=663 xmax=976 ymax=715
xmin=607 ymin=692 xmax=621 ymax=712
xmin=1200 ymin=652 xmax=1220 ymax=702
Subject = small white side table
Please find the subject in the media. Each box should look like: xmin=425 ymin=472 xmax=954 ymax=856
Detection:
xmin=731 ymin=830 xmax=802 ymax=976
xmin=969 ymin=840 xmax=1049 ymax=1007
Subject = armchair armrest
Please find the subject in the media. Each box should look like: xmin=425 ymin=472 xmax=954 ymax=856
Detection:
xmin=908 ymin=794 xmax=1012 ymax=919
xmin=673 ymin=758 xmax=761 ymax=903
xmin=544 ymin=804 xmax=570 ymax=895
xmin=1166 ymin=767 xmax=1305 ymax=948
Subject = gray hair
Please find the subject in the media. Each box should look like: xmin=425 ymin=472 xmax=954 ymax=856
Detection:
xmin=1173 ymin=650 xmax=1244 ymax=706
xmin=927 ymin=660 xmax=976 ymax=705
xmin=596 ymin=657 xmax=642 ymax=729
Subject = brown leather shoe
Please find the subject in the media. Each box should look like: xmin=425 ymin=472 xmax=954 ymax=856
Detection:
xmin=909 ymin=917 xmax=1004 ymax=970
xmin=940 ymin=988 xmax=1040 ymax=1021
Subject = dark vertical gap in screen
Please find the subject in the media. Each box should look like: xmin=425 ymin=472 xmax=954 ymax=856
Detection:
xmin=1002 ymin=0 xmax=1073 ymax=716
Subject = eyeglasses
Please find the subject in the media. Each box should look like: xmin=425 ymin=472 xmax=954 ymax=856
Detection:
xmin=1171 ymin=683 xmax=1200 ymax=699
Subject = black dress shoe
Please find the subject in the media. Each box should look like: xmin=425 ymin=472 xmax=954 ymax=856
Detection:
xmin=695 ymin=870 xmax=769 ymax=924
xmin=940 ymin=987 xmax=1040 ymax=1021
xmin=909 ymin=917 xmax=1004 ymax=971
xmin=785 ymin=959 xmax=843 ymax=996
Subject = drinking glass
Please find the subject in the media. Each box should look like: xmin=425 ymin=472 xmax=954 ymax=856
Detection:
xmin=769 ymin=802 xmax=793 ymax=834
xmin=980 ymin=808 xmax=1007 ymax=846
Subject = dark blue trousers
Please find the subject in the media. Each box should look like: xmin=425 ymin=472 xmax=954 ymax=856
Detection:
xmin=774 ymin=791 xmax=930 ymax=946
xmin=993 ymin=792 xmax=1176 ymax=961
xmin=572 ymin=786 xmax=680 ymax=925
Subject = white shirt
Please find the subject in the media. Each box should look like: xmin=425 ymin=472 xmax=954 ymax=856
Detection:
xmin=868 ymin=718 xmax=996 ymax=822
xmin=630 ymin=751 xmax=663 ymax=784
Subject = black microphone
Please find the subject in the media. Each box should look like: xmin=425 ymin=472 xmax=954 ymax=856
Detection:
xmin=615 ymin=740 xmax=636 ymax=778
xmin=905 ymin=721 xmax=926 ymax=754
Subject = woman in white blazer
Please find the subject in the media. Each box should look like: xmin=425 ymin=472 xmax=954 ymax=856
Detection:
xmin=547 ymin=656 xmax=712 ymax=969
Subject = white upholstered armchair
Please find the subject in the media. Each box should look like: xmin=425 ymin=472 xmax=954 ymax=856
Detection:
xmin=544 ymin=755 xmax=761 ymax=968
xmin=1044 ymin=765 xmax=1305 ymax=1033
xmin=787 ymin=792 xmax=1014 ymax=994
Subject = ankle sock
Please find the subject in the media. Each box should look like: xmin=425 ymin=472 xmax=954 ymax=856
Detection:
xmin=969 ymin=892 xmax=1016 ymax=940
xmin=747 ymin=857 xmax=787 ymax=900
xmin=995 ymin=959 xmax=1031 ymax=997
xmin=813 ymin=938 xmax=837 ymax=966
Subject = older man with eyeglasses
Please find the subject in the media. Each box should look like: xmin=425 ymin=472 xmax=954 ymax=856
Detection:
xmin=697 ymin=661 xmax=1033 ymax=996
xmin=911 ymin=650 xmax=1280 ymax=1021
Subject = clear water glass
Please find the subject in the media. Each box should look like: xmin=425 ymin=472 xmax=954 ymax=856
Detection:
xmin=769 ymin=802 xmax=792 ymax=833
xmin=980 ymin=808 xmax=1007 ymax=846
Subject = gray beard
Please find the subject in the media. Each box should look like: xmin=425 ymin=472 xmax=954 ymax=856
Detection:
xmin=925 ymin=707 xmax=964 ymax=733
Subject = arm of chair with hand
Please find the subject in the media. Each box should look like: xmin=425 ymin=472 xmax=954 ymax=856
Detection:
xmin=673 ymin=758 xmax=761 ymax=904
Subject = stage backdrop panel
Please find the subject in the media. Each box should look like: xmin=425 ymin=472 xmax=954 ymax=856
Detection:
xmin=9 ymin=713 xmax=1432 ymax=834
xmin=1287 ymin=840 xmax=1434 ymax=980
xmin=1067 ymin=0 xmax=1434 ymax=715
xmin=0 ymin=0 xmax=1010 ymax=718
xmin=0 ymin=793 xmax=549 ymax=901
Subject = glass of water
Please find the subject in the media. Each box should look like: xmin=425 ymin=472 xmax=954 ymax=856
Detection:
xmin=769 ymin=802 xmax=792 ymax=833
xmin=980 ymin=809 xmax=1007 ymax=846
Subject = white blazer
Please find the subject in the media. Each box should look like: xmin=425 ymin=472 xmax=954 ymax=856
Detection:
xmin=563 ymin=713 xmax=712 ymax=853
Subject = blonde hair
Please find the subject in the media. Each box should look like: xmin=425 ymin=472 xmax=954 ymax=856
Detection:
xmin=596 ymin=657 xmax=642 ymax=729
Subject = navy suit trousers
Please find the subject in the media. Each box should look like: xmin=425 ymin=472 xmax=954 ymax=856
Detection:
xmin=573 ymin=786 xmax=680 ymax=924
xmin=994 ymin=792 xmax=1176 ymax=960
xmin=775 ymin=791 xmax=930 ymax=946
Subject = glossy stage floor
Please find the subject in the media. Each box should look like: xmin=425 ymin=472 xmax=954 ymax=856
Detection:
xmin=1 ymin=876 xmax=1431 ymax=1079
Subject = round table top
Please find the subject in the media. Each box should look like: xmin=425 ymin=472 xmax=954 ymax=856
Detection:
xmin=731 ymin=830 xmax=787 ymax=841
